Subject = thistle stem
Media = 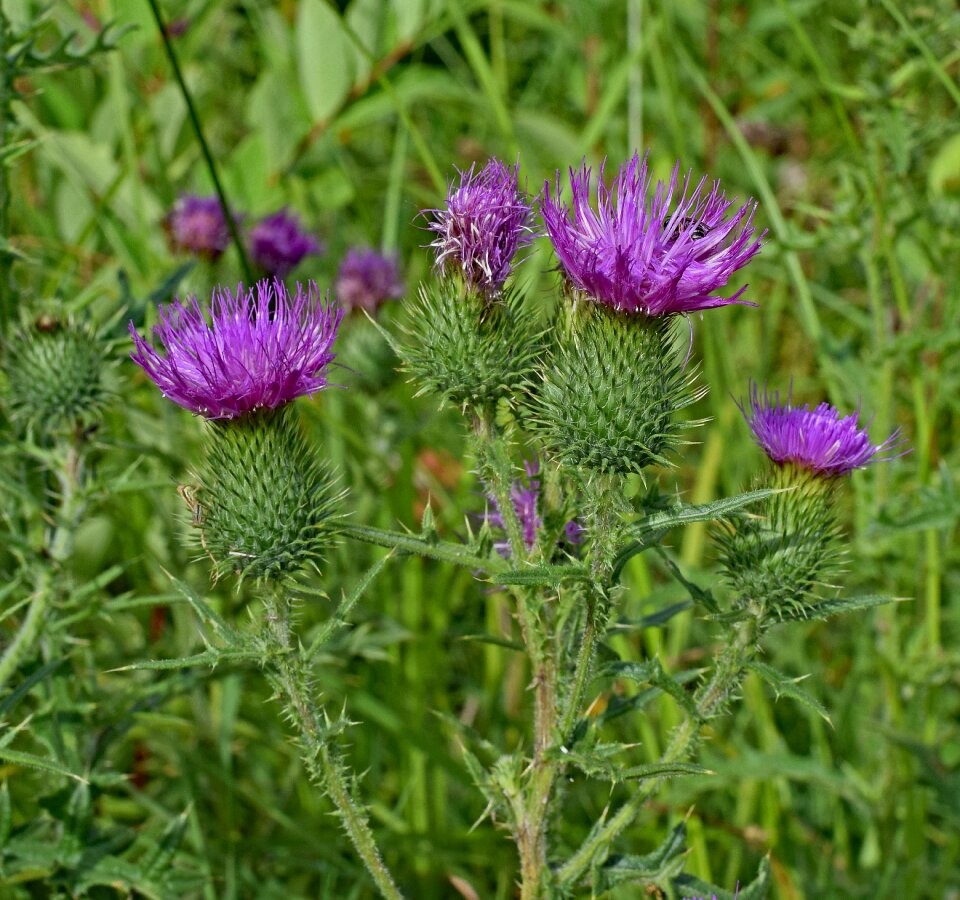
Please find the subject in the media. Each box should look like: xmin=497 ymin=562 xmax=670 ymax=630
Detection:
xmin=471 ymin=410 xmax=558 ymax=896
xmin=556 ymin=618 xmax=758 ymax=888
xmin=260 ymin=592 xmax=403 ymax=900
xmin=145 ymin=0 xmax=253 ymax=283
xmin=0 ymin=435 xmax=86 ymax=692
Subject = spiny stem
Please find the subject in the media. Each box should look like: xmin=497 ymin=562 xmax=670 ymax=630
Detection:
xmin=261 ymin=592 xmax=404 ymax=900
xmin=0 ymin=434 xmax=87 ymax=692
xmin=556 ymin=618 xmax=759 ymax=888
xmin=145 ymin=0 xmax=253 ymax=283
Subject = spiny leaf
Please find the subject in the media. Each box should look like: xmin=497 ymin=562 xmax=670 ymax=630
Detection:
xmin=779 ymin=593 xmax=906 ymax=622
xmin=745 ymin=660 xmax=832 ymax=724
xmin=594 ymin=821 xmax=689 ymax=890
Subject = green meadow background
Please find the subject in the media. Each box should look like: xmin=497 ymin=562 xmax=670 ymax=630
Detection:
xmin=1 ymin=0 xmax=958 ymax=897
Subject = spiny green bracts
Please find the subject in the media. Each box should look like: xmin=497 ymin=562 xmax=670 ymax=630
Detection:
xmin=399 ymin=276 xmax=541 ymax=409
xmin=192 ymin=407 xmax=338 ymax=583
xmin=3 ymin=319 xmax=109 ymax=431
xmin=529 ymin=303 xmax=700 ymax=476
xmin=715 ymin=463 xmax=842 ymax=622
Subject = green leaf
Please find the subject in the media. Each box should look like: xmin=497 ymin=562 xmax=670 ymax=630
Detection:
xmin=109 ymin=646 xmax=262 ymax=672
xmin=612 ymin=489 xmax=780 ymax=582
xmin=745 ymin=660 xmax=831 ymax=725
xmin=780 ymin=593 xmax=905 ymax=622
xmin=496 ymin=563 xmax=588 ymax=586
xmin=620 ymin=761 xmax=712 ymax=781
xmin=296 ymin=0 xmax=354 ymax=122
xmin=632 ymin=489 xmax=781 ymax=536
xmin=0 ymin=659 xmax=64 ymax=717
xmin=673 ymin=854 xmax=772 ymax=900
xmin=594 ymin=821 xmax=688 ymax=890
xmin=0 ymin=746 xmax=87 ymax=783
xmin=600 ymin=658 xmax=703 ymax=723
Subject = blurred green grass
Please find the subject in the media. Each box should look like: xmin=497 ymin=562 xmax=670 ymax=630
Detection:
xmin=0 ymin=0 xmax=958 ymax=897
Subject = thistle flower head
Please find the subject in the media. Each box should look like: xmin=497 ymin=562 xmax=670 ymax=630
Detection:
xmin=542 ymin=152 xmax=764 ymax=315
xmin=164 ymin=194 xmax=234 ymax=260
xmin=335 ymin=247 xmax=405 ymax=314
xmin=249 ymin=209 xmax=324 ymax=278
xmin=129 ymin=279 xmax=342 ymax=419
xmin=425 ymin=158 xmax=534 ymax=295
xmin=740 ymin=384 xmax=906 ymax=476
xmin=483 ymin=458 xmax=581 ymax=557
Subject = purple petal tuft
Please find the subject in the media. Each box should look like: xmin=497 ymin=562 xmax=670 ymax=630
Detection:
xmin=130 ymin=279 xmax=343 ymax=419
xmin=424 ymin=158 xmax=535 ymax=294
xmin=739 ymin=383 xmax=907 ymax=476
xmin=164 ymin=194 xmax=235 ymax=260
xmin=541 ymin=152 xmax=764 ymax=316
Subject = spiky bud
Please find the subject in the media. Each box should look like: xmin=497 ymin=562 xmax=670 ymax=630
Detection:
xmin=529 ymin=303 xmax=699 ymax=475
xmin=714 ymin=386 xmax=905 ymax=621
xmin=192 ymin=407 xmax=338 ymax=583
xmin=715 ymin=464 xmax=841 ymax=621
xmin=3 ymin=319 xmax=109 ymax=431
xmin=399 ymin=278 xmax=541 ymax=410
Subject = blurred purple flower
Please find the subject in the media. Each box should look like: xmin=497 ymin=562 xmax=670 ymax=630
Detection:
xmin=130 ymin=279 xmax=342 ymax=419
xmin=425 ymin=158 xmax=534 ymax=295
xmin=249 ymin=210 xmax=324 ymax=278
xmin=335 ymin=247 xmax=404 ymax=314
xmin=542 ymin=152 xmax=764 ymax=316
xmin=740 ymin=384 xmax=906 ymax=476
xmin=484 ymin=458 xmax=581 ymax=557
xmin=164 ymin=194 xmax=234 ymax=260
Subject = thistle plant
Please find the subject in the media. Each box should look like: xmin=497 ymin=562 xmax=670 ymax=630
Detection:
xmin=129 ymin=278 xmax=403 ymax=899
xmin=370 ymin=151 xmax=905 ymax=899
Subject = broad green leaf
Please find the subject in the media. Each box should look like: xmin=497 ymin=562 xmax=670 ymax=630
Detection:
xmin=296 ymin=0 xmax=354 ymax=122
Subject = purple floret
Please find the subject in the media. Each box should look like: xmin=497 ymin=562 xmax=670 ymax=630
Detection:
xmin=249 ymin=210 xmax=324 ymax=278
xmin=740 ymin=384 xmax=906 ymax=476
xmin=130 ymin=279 xmax=342 ymax=419
xmin=542 ymin=152 xmax=764 ymax=316
xmin=335 ymin=247 xmax=405 ymax=314
xmin=485 ymin=458 xmax=581 ymax=557
xmin=164 ymin=194 xmax=234 ymax=260
xmin=425 ymin=158 xmax=535 ymax=295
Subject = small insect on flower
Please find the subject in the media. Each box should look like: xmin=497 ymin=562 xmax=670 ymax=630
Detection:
xmin=739 ymin=383 xmax=906 ymax=476
xmin=176 ymin=484 xmax=204 ymax=527
xmin=542 ymin=151 xmax=764 ymax=316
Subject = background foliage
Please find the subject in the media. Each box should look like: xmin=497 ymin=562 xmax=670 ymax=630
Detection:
xmin=0 ymin=0 xmax=958 ymax=897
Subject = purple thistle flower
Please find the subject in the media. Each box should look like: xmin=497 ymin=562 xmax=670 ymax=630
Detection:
xmin=164 ymin=194 xmax=234 ymax=261
xmin=542 ymin=152 xmax=764 ymax=316
xmin=484 ymin=458 xmax=581 ymax=557
xmin=129 ymin=279 xmax=343 ymax=419
xmin=740 ymin=384 xmax=906 ymax=476
xmin=249 ymin=210 xmax=324 ymax=278
xmin=425 ymin=158 xmax=535 ymax=295
xmin=335 ymin=247 xmax=405 ymax=314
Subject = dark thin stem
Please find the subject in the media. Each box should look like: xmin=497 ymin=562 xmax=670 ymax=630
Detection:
xmin=144 ymin=0 xmax=253 ymax=283
xmin=0 ymin=9 xmax=13 ymax=331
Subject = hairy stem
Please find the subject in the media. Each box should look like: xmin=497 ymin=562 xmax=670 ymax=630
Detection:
xmin=0 ymin=435 xmax=86 ymax=691
xmin=471 ymin=410 xmax=559 ymax=897
xmin=261 ymin=592 xmax=404 ymax=900
xmin=557 ymin=617 xmax=759 ymax=887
